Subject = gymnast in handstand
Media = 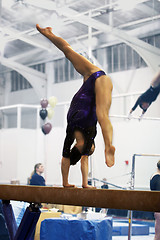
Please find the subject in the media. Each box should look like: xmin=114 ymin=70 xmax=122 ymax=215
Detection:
xmin=130 ymin=71 xmax=160 ymax=117
xmin=36 ymin=24 xmax=115 ymax=188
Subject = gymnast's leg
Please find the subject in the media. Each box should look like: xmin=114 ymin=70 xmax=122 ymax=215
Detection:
xmin=36 ymin=24 xmax=100 ymax=79
xmin=61 ymin=157 xmax=75 ymax=188
xmin=95 ymin=75 xmax=115 ymax=167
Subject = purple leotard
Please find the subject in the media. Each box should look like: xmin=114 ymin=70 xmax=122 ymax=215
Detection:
xmin=67 ymin=70 xmax=106 ymax=129
xmin=63 ymin=70 xmax=106 ymax=160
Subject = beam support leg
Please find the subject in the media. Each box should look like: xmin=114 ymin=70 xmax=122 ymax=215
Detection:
xmin=2 ymin=200 xmax=18 ymax=240
xmin=14 ymin=203 xmax=41 ymax=240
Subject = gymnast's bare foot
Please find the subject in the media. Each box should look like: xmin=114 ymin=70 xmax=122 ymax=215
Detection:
xmin=105 ymin=145 xmax=115 ymax=167
xmin=36 ymin=24 xmax=52 ymax=36
xmin=63 ymin=184 xmax=76 ymax=188
xmin=82 ymin=185 xmax=96 ymax=189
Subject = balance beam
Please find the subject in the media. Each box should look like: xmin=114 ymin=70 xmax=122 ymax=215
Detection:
xmin=0 ymin=184 xmax=160 ymax=212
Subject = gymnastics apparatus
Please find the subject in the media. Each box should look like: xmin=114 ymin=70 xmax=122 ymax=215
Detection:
xmin=0 ymin=184 xmax=160 ymax=240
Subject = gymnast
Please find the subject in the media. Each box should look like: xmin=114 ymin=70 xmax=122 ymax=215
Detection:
xmin=150 ymin=160 xmax=160 ymax=240
xmin=36 ymin=24 xmax=115 ymax=188
xmin=129 ymin=71 xmax=160 ymax=117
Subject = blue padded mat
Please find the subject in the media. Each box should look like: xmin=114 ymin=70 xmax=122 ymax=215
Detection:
xmin=40 ymin=218 xmax=112 ymax=240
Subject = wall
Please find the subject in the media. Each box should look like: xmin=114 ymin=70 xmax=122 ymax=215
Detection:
xmin=0 ymin=129 xmax=18 ymax=182
xmin=0 ymin=129 xmax=45 ymax=184
xmin=9 ymin=88 xmax=39 ymax=105
xmin=92 ymin=119 xmax=160 ymax=190
xmin=0 ymin=117 xmax=159 ymax=190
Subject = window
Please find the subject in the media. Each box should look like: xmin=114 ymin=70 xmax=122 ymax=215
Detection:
xmin=94 ymin=34 xmax=160 ymax=74
xmin=112 ymin=45 xmax=119 ymax=72
xmin=52 ymin=34 xmax=160 ymax=81
xmin=126 ymin=45 xmax=133 ymax=70
xmin=106 ymin=47 xmax=112 ymax=73
xmin=54 ymin=58 xmax=80 ymax=83
xmin=31 ymin=63 xmax=45 ymax=73
xmin=119 ymin=44 xmax=126 ymax=71
xmin=155 ymin=34 xmax=160 ymax=48
xmin=11 ymin=72 xmax=32 ymax=92
xmin=11 ymin=63 xmax=45 ymax=92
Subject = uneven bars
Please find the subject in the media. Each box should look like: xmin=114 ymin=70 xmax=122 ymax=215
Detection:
xmin=93 ymin=178 xmax=127 ymax=190
xmin=129 ymin=153 xmax=160 ymax=239
xmin=133 ymin=153 xmax=160 ymax=157
xmin=131 ymin=153 xmax=160 ymax=190
xmin=110 ymin=114 xmax=160 ymax=121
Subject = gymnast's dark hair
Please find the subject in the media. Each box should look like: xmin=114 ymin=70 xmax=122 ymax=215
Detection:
xmin=157 ymin=160 xmax=160 ymax=170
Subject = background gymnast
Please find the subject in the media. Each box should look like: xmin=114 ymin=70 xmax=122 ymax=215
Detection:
xmin=36 ymin=24 xmax=115 ymax=188
xmin=150 ymin=160 xmax=160 ymax=240
xmin=129 ymin=70 xmax=160 ymax=117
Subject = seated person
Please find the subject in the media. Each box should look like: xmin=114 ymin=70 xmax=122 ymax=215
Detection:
xmin=29 ymin=163 xmax=45 ymax=186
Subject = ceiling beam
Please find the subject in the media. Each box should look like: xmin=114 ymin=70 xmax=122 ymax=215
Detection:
xmin=26 ymin=0 xmax=150 ymax=14
xmin=0 ymin=57 xmax=46 ymax=98
xmin=135 ymin=2 xmax=159 ymax=16
xmin=1 ymin=27 xmax=54 ymax=52
xmin=26 ymin=0 xmax=160 ymax=56
xmin=54 ymin=4 xmax=160 ymax=72
xmin=119 ymin=14 xmax=160 ymax=29
xmin=0 ymin=0 xmax=2 ymax=25
xmin=1 ymin=0 xmax=159 ymax=60
xmin=8 ymin=48 xmax=44 ymax=62
xmin=6 ymin=15 xmax=160 ymax=64
xmin=0 ymin=57 xmax=46 ymax=79
xmin=1 ymin=0 xmax=160 ymax=73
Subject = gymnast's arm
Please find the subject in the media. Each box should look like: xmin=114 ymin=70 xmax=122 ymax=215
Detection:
xmin=36 ymin=24 xmax=100 ymax=79
xmin=95 ymin=75 xmax=115 ymax=167
xmin=130 ymin=98 xmax=140 ymax=112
